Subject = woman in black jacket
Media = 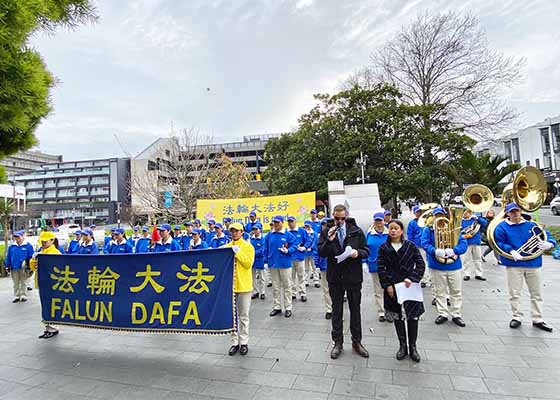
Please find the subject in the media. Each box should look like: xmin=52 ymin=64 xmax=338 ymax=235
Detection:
xmin=377 ymin=219 xmax=425 ymax=362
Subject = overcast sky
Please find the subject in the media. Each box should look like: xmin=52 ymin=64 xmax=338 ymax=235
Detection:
xmin=31 ymin=0 xmax=560 ymax=161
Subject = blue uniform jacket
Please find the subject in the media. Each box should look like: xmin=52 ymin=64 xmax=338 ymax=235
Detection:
xmin=366 ymin=228 xmax=389 ymax=273
xmin=180 ymin=235 xmax=192 ymax=250
xmin=494 ymin=219 xmax=556 ymax=268
xmin=314 ymin=253 xmax=327 ymax=271
xmin=461 ymin=216 xmax=488 ymax=245
xmin=421 ymin=227 xmax=468 ymax=271
xmin=210 ymin=235 xmax=230 ymax=249
xmin=251 ymin=236 xmax=265 ymax=269
xmin=127 ymin=235 xmax=141 ymax=251
xmin=67 ymin=239 xmax=80 ymax=254
xmin=205 ymin=230 xmax=216 ymax=245
xmin=289 ymin=227 xmax=307 ymax=261
xmin=77 ymin=242 xmax=99 ymax=255
xmin=191 ymin=240 xmax=209 ymax=250
xmin=407 ymin=219 xmax=422 ymax=247
xmin=267 ymin=230 xmax=297 ymax=268
xmin=5 ymin=242 xmax=33 ymax=270
xmin=107 ymin=240 xmax=134 ymax=254
xmin=311 ymin=220 xmax=322 ymax=235
xmin=152 ymin=238 xmax=181 ymax=252
xmin=304 ymin=230 xmax=317 ymax=258
xmin=135 ymin=237 xmax=151 ymax=253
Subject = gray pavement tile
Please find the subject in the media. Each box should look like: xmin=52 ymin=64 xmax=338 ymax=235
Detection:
xmin=351 ymin=367 xmax=392 ymax=383
xmin=306 ymin=348 xmax=368 ymax=367
xmin=454 ymin=352 xmax=529 ymax=367
xmin=512 ymin=367 xmax=560 ymax=383
xmin=450 ymin=376 xmax=489 ymax=393
xmin=0 ymin=380 xmax=34 ymax=399
xmin=522 ymin=355 xmax=560 ymax=369
xmin=324 ymin=364 xmax=354 ymax=379
xmin=408 ymin=360 xmax=484 ymax=377
xmin=214 ymin=354 xmax=276 ymax=370
xmin=484 ymin=378 xmax=560 ymax=399
xmin=292 ymin=374 xmax=335 ymax=393
xmin=440 ymin=389 xmax=528 ymax=400
xmin=332 ymin=379 xmax=376 ymax=398
xmin=81 ymin=381 xmax=133 ymax=399
xmin=148 ymin=374 xmax=210 ymax=394
xmin=163 ymin=392 xmax=228 ymax=400
xmin=408 ymin=387 xmax=444 ymax=400
xmin=253 ymin=386 xmax=329 ymax=400
xmin=393 ymin=371 xmax=453 ymax=390
xmin=111 ymin=386 xmax=172 ymax=400
xmin=202 ymin=380 xmax=260 ymax=399
xmin=479 ymin=365 xmax=519 ymax=380
xmin=374 ymin=383 xmax=408 ymax=400
xmin=484 ymin=343 xmax=544 ymax=356
xmin=262 ymin=347 xmax=310 ymax=361
xmin=424 ymin=349 xmax=456 ymax=362
xmin=241 ymin=370 xmax=297 ymax=388
xmin=271 ymin=359 xmax=327 ymax=376
xmin=448 ymin=334 xmax=503 ymax=344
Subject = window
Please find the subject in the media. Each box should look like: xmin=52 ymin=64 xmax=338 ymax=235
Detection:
xmin=552 ymin=124 xmax=560 ymax=152
xmin=536 ymin=158 xmax=540 ymax=169
xmin=526 ymin=160 xmax=530 ymax=166
xmin=503 ymin=141 xmax=512 ymax=163
xmin=541 ymin=128 xmax=551 ymax=154
xmin=511 ymin=138 xmax=520 ymax=163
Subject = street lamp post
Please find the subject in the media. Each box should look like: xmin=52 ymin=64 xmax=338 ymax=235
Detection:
xmin=355 ymin=152 xmax=368 ymax=184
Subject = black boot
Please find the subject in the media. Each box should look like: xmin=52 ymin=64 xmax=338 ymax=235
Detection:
xmin=394 ymin=319 xmax=408 ymax=360
xmin=407 ymin=319 xmax=421 ymax=363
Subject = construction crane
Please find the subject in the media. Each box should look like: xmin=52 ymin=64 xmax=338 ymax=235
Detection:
xmin=114 ymin=132 xmax=132 ymax=157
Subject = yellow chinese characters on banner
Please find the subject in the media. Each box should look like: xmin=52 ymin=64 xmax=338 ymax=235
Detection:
xmin=196 ymin=192 xmax=316 ymax=229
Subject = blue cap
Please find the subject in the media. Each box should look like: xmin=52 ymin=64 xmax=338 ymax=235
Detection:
xmin=223 ymin=217 xmax=232 ymax=223
xmin=158 ymin=223 xmax=171 ymax=231
xmin=272 ymin=215 xmax=284 ymax=223
xmin=82 ymin=228 xmax=93 ymax=236
xmin=194 ymin=219 xmax=201 ymax=224
xmin=142 ymin=226 xmax=149 ymax=232
xmin=249 ymin=211 xmax=256 ymax=217
xmin=174 ymin=225 xmax=181 ymax=230
xmin=505 ymin=202 xmax=521 ymax=213
xmin=115 ymin=228 xmax=125 ymax=235
xmin=208 ymin=219 xmax=216 ymax=225
xmin=192 ymin=228 xmax=201 ymax=235
xmin=432 ymin=207 xmax=446 ymax=216
xmin=215 ymin=223 xmax=223 ymax=229
xmin=252 ymin=222 xmax=263 ymax=230
xmin=74 ymin=230 xmax=82 ymax=235
xmin=304 ymin=220 xmax=312 ymax=226
xmin=287 ymin=216 xmax=296 ymax=222
xmin=310 ymin=209 xmax=317 ymax=214
xmin=184 ymin=221 xmax=193 ymax=227
xmin=412 ymin=205 xmax=421 ymax=214
xmin=384 ymin=209 xmax=392 ymax=216
xmin=13 ymin=230 xmax=24 ymax=237
xmin=110 ymin=228 xmax=117 ymax=233
xmin=90 ymin=224 xmax=96 ymax=229
xmin=133 ymin=226 xmax=139 ymax=231
xmin=373 ymin=212 xmax=384 ymax=221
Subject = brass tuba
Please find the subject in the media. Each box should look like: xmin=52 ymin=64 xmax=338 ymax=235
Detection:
xmin=417 ymin=203 xmax=439 ymax=229
xmin=461 ymin=184 xmax=494 ymax=239
xmin=486 ymin=166 xmax=548 ymax=260
xmin=433 ymin=205 xmax=465 ymax=264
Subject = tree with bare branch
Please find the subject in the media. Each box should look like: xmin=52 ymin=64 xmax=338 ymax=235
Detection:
xmin=206 ymin=154 xmax=260 ymax=200
xmin=348 ymin=12 xmax=525 ymax=138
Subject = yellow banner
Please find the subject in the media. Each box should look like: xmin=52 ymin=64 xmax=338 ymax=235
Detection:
xmin=196 ymin=192 xmax=316 ymax=229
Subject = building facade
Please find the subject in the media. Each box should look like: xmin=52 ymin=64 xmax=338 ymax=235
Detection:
xmin=0 ymin=150 xmax=63 ymax=177
xmin=13 ymin=158 xmax=130 ymax=226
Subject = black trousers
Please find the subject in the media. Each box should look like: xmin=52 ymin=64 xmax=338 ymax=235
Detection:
xmin=329 ymin=282 xmax=362 ymax=344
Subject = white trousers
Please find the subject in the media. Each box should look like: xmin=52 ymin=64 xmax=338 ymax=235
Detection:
xmin=419 ymin=249 xmax=431 ymax=286
xmin=431 ymin=269 xmax=463 ymax=318
xmin=232 ymin=291 xmax=252 ymax=345
xmin=321 ymin=272 xmax=332 ymax=313
xmin=370 ymin=272 xmax=384 ymax=317
xmin=291 ymin=260 xmax=306 ymax=296
xmin=463 ymin=245 xmax=483 ymax=278
xmin=252 ymin=268 xmax=266 ymax=296
xmin=11 ymin=269 xmax=27 ymax=298
xmin=270 ymin=268 xmax=293 ymax=311
xmin=304 ymin=256 xmax=318 ymax=284
xmin=506 ymin=267 xmax=544 ymax=323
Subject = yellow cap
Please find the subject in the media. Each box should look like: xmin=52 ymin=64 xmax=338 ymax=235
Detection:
xmin=39 ymin=231 xmax=56 ymax=241
xmin=229 ymin=222 xmax=244 ymax=231
xmin=318 ymin=211 xmax=325 ymax=217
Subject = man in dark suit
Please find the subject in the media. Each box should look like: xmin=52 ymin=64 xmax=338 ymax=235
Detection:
xmin=318 ymin=204 xmax=370 ymax=359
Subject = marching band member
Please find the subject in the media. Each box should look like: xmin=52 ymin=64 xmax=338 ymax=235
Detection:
xmin=135 ymin=226 xmax=151 ymax=253
xmin=408 ymin=205 xmax=430 ymax=288
xmin=152 ymin=224 xmax=181 ymax=252
xmin=366 ymin=212 xmax=389 ymax=322
xmin=77 ymin=229 xmax=99 ymax=254
xmin=461 ymin=208 xmax=488 ymax=281
xmin=264 ymin=221 xmax=274 ymax=288
xmin=383 ymin=209 xmax=392 ymax=227
xmin=210 ymin=223 xmax=230 ymax=248
xmin=303 ymin=220 xmax=319 ymax=288
xmin=223 ymin=217 xmax=232 ymax=239
xmin=421 ymin=207 xmax=468 ymax=327
xmin=106 ymin=228 xmax=134 ymax=254
xmin=193 ymin=219 xmax=207 ymax=242
xmin=288 ymin=216 xmax=308 ymax=302
xmin=205 ymin=219 xmax=217 ymax=244
xmin=4 ymin=230 xmax=33 ymax=303
xmin=310 ymin=209 xmax=322 ymax=235
xmin=190 ymin=229 xmax=209 ymax=250
xmin=378 ymin=220 xmax=425 ymax=362
xmin=67 ymin=230 xmax=82 ymax=254
xmin=172 ymin=225 xmax=183 ymax=247
xmin=181 ymin=221 xmax=193 ymax=250
xmin=225 ymin=223 xmax=255 ymax=356
xmin=127 ymin=226 xmax=141 ymax=251
xmin=245 ymin=211 xmax=258 ymax=233
xmin=250 ymin=223 xmax=266 ymax=300
xmin=267 ymin=216 xmax=296 ymax=318
xmin=103 ymin=228 xmax=115 ymax=254
xmin=494 ymin=202 xmax=556 ymax=332
xmin=315 ymin=218 xmax=332 ymax=319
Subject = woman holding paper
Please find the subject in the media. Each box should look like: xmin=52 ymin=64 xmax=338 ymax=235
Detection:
xmin=377 ymin=220 xmax=425 ymax=362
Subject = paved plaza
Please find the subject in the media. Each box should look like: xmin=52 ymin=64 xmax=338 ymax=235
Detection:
xmin=1 ymin=254 xmax=560 ymax=400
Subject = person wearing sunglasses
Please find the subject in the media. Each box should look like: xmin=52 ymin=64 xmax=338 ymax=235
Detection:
xmin=318 ymin=204 xmax=370 ymax=360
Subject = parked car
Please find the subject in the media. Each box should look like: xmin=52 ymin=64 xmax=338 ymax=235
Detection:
xmin=551 ymin=197 xmax=560 ymax=215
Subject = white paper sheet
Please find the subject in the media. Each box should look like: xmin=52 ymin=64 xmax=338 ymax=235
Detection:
xmin=394 ymin=282 xmax=424 ymax=304
xmin=335 ymin=246 xmax=353 ymax=264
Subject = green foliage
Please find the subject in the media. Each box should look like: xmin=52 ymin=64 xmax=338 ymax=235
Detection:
xmin=442 ymin=151 xmax=521 ymax=194
xmin=263 ymin=84 xmax=474 ymax=203
xmin=0 ymin=0 xmax=97 ymax=158
xmin=0 ymin=166 xmax=7 ymax=184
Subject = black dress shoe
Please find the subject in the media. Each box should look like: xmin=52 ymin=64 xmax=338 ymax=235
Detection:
xmin=314 ymin=283 xmax=320 ymax=288
xmin=463 ymin=276 xmax=470 ymax=281
xmin=509 ymin=319 xmax=521 ymax=329
xmin=330 ymin=343 xmax=343 ymax=359
xmin=452 ymin=317 xmax=466 ymax=327
xmin=27 ymin=287 xmax=33 ymax=291
xmin=20 ymin=297 xmax=27 ymax=302
xmin=251 ymin=293 xmax=258 ymax=299
xmin=284 ymin=310 xmax=292 ymax=318
xmin=421 ymin=282 xmax=426 ymax=288
xmin=305 ymin=283 xmax=309 ymax=287
xmin=260 ymin=294 xmax=265 ymax=300
xmin=435 ymin=316 xmax=448 ymax=325
xmin=229 ymin=345 xmax=239 ymax=356
xmin=447 ymin=298 xmax=451 ymax=306
xmin=475 ymin=276 xmax=487 ymax=281
xmin=12 ymin=298 xmax=20 ymax=303
xmin=409 ymin=345 xmax=421 ymax=363
xmin=301 ymin=295 xmax=307 ymax=302
xmin=352 ymin=342 xmax=369 ymax=358
xmin=325 ymin=312 xmax=332 ymax=320
xmin=533 ymin=322 xmax=553 ymax=332
xmin=378 ymin=316 xmax=386 ymax=323
xmin=269 ymin=309 xmax=282 ymax=317
xmin=239 ymin=345 xmax=249 ymax=355
xmin=431 ymin=298 xmax=436 ymax=306
xmin=292 ymin=295 xmax=296 ymax=300
xmin=267 ymin=283 xmax=272 ymax=287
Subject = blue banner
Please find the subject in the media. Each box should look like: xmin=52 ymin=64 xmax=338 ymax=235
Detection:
xmin=37 ymin=248 xmax=235 ymax=335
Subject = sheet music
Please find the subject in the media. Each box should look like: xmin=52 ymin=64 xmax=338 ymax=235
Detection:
xmin=394 ymin=282 xmax=424 ymax=304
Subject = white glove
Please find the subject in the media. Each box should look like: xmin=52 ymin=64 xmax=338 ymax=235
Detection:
xmin=231 ymin=245 xmax=240 ymax=254
xmin=510 ymin=250 xmax=523 ymax=261
xmin=279 ymin=247 xmax=289 ymax=254
xmin=297 ymin=246 xmax=306 ymax=252
xmin=538 ymin=241 xmax=554 ymax=250
xmin=435 ymin=249 xmax=446 ymax=258
xmin=444 ymin=248 xmax=455 ymax=258
xmin=264 ymin=263 xmax=268 ymax=269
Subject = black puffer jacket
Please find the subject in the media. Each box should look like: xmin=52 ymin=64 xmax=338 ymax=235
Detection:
xmin=318 ymin=217 xmax=369 ymax=289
